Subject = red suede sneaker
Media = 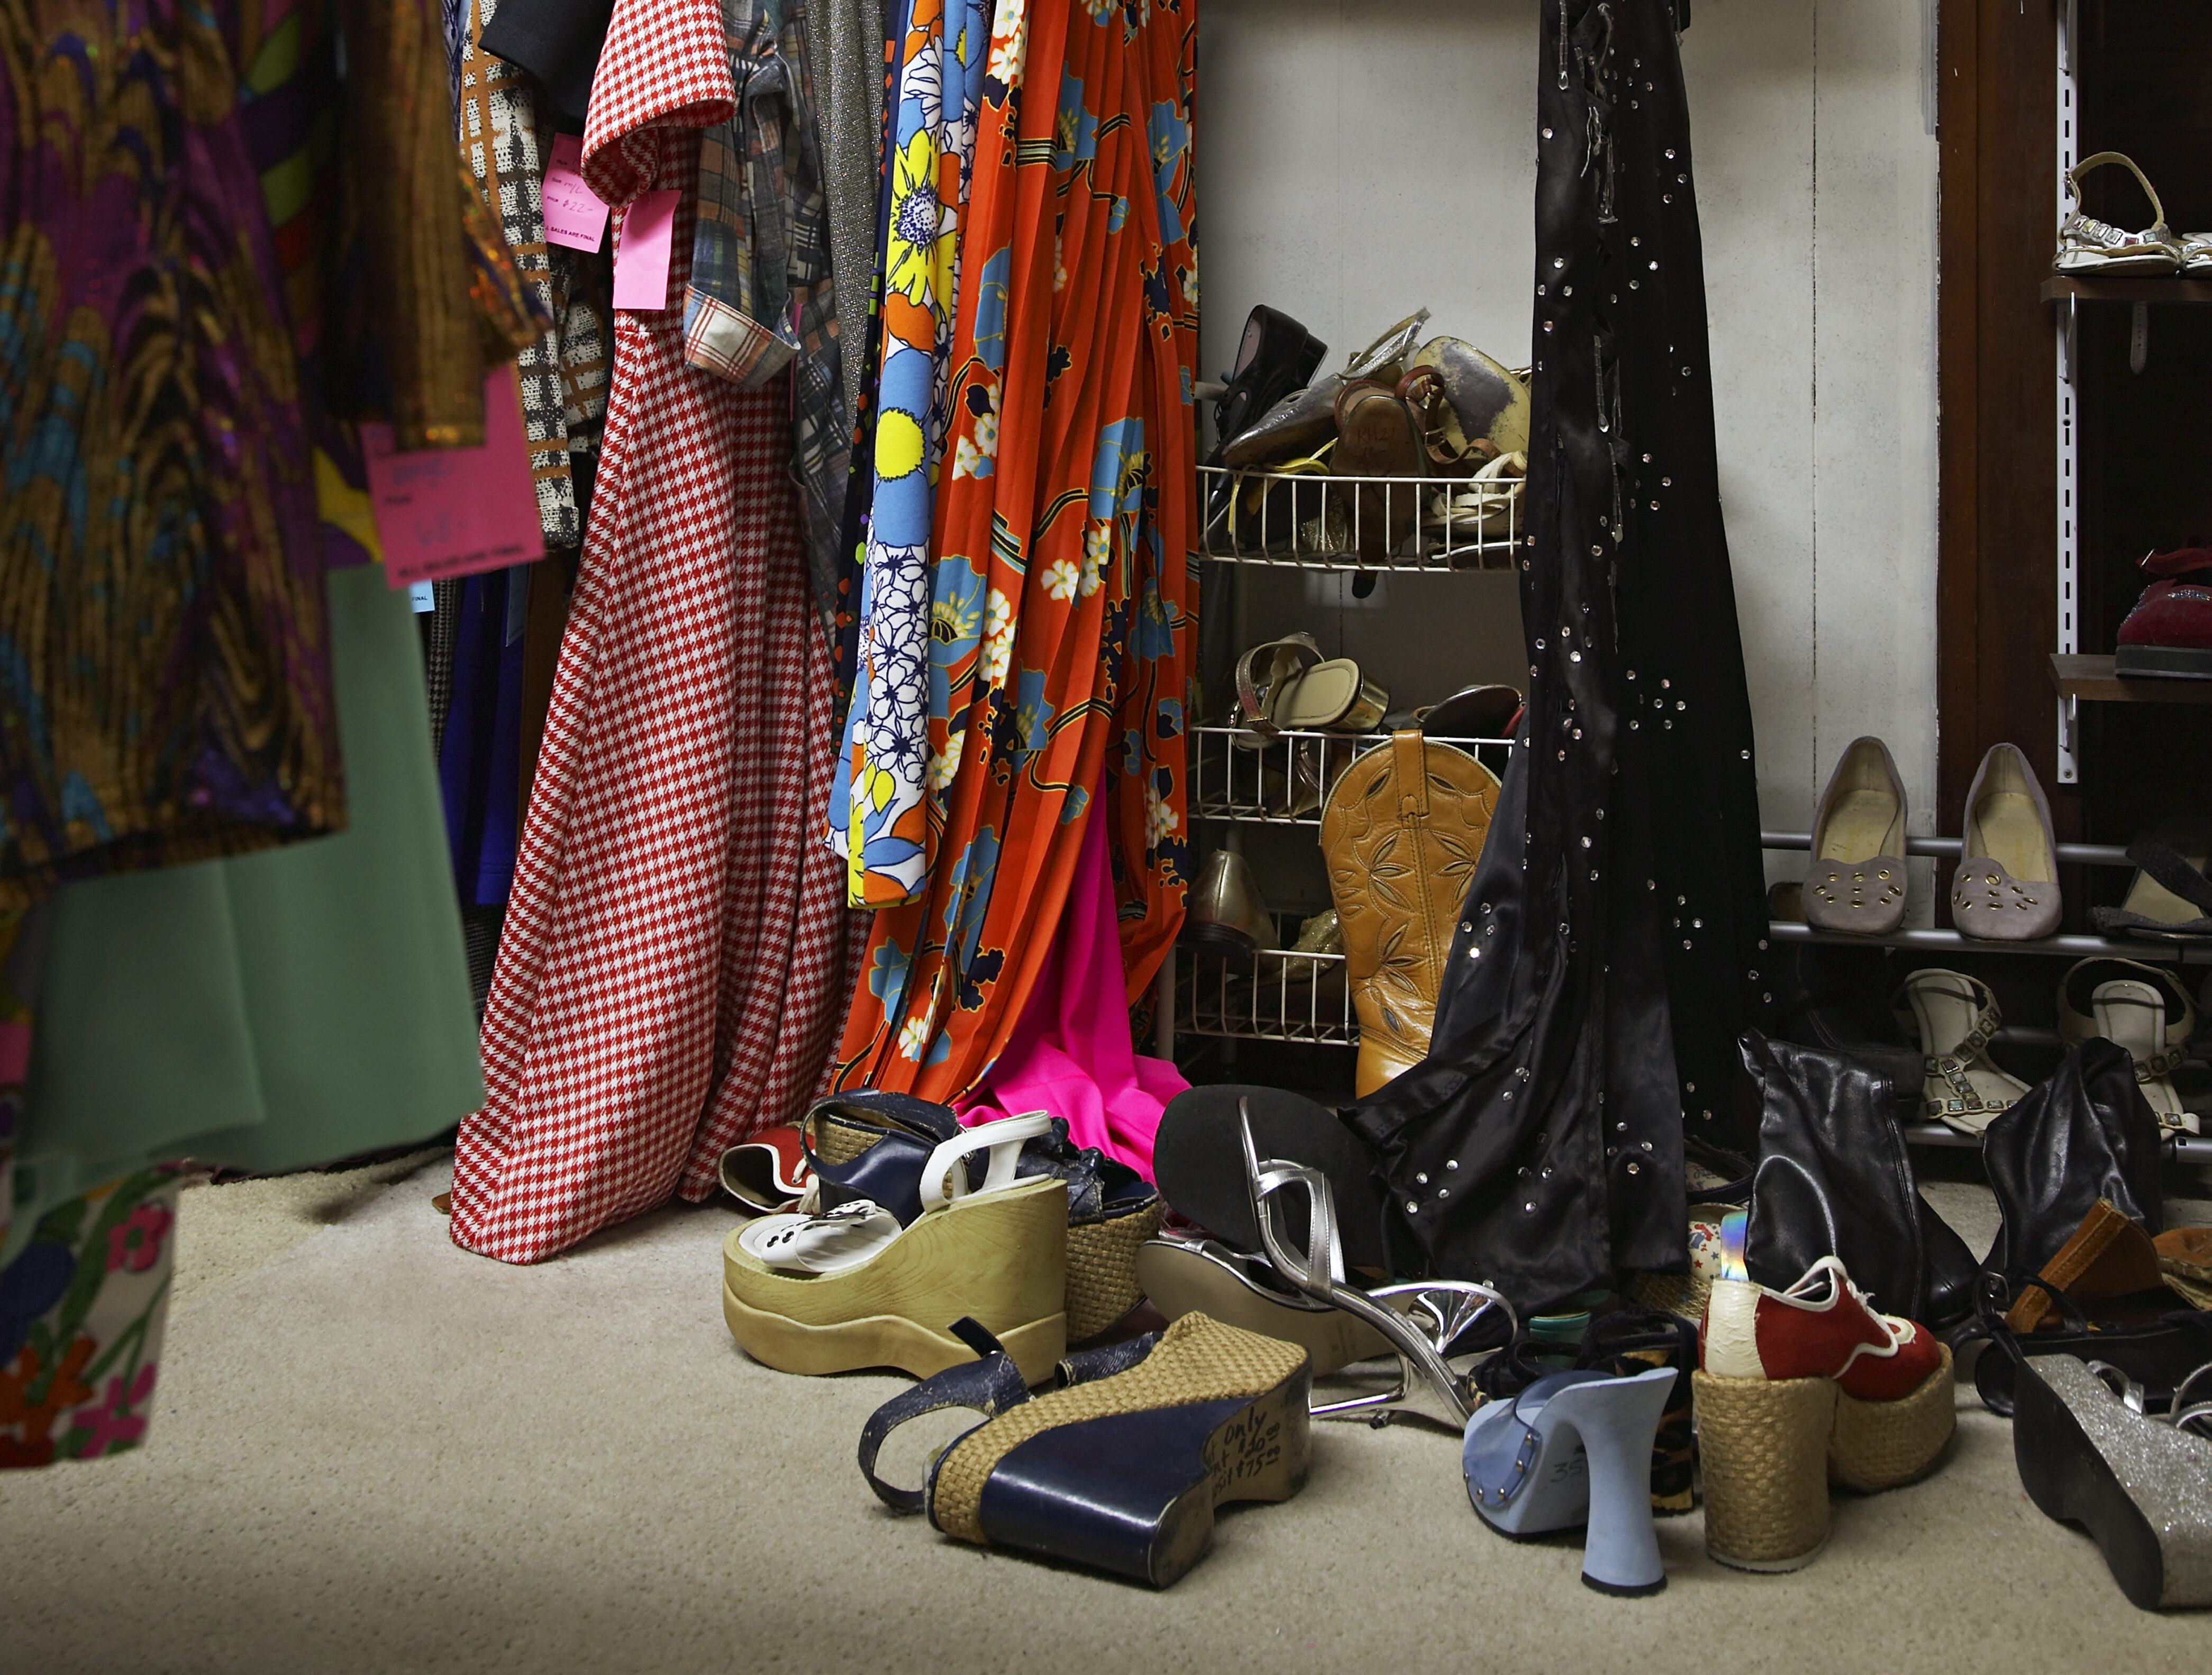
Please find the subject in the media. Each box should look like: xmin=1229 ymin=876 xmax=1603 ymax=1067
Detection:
xmin=1700 ymin=1256 xmax=1943 ymax=1402
xmin=2115 ymin=543 xmax=2212 ymax=680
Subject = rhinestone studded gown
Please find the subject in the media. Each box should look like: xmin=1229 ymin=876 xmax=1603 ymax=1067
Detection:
xmin=1346 ymin=0 xmax=1772 ymax=1309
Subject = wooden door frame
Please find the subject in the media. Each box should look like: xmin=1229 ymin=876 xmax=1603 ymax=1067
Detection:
xmin=1935 ymin=0 xmax=2076 ymax=840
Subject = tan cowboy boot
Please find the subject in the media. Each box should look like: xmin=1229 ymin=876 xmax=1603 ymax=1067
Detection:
xmin=1319 ymin=731 xmax=1500 ymax=1096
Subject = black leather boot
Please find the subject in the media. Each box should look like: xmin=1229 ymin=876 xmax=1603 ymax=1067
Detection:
xmin=1983 ymin=1037 xmax=2164 ymax=1287
xmin=1737 ymin=1030 xmax=1974 ymax=1328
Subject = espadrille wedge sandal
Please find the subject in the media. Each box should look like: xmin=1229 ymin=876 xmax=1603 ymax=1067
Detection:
xmin=721 ymin=1114 xmax=1070 ymax=1382
xmin=798 ymin=1091 xmax=1163 ymax=1342
xmin=858 ymin=1313 xmax=1313 ymax=1588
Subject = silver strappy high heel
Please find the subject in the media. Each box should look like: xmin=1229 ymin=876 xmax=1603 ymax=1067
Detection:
xmin=1238 ymin=1101 xmax=1513 ymax=1430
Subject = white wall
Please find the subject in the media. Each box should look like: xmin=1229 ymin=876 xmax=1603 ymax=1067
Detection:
xmin=1199 ymin=0 xmax=1943 ymax=917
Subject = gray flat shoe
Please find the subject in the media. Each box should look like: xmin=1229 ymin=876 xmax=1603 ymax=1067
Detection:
xmin=1950 ymin=743 xmax=2062 ymax=941
xmin=1801 ymin=736 xmax=1908 ymax=933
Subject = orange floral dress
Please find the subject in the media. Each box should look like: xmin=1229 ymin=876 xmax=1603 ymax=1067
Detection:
xmin=834 ymin=0 xmax=1198 ymax=1097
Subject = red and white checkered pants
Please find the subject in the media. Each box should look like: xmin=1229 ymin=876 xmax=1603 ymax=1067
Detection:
xmin=450 ymin=270 xmax=852 ymax=1263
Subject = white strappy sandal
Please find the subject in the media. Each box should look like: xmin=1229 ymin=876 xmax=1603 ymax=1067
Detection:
xmin=2055 ymin=152 xmax=2182 ymax=276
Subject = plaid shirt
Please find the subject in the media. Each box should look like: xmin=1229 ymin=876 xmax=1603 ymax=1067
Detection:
xmin=686 ymin=0 xmax=849 ymax=609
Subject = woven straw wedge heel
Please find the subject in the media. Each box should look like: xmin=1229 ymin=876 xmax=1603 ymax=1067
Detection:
xmin=1694 ymin=1371 xmax=1837 ymax=1571
xmin=1696 ymin=1344 xmax=1956 ymax=1571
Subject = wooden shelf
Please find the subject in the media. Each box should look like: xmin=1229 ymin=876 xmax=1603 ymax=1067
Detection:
xmin=2042 ymin=275 xmax=2212 ymax=306
xmin=2050 ymin=653 xmax=2212 ymax=704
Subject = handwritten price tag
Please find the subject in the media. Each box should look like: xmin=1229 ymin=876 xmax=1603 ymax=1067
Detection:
xmin=363 ymin=368 xmax=545 ymax=588
xmin=542 ymin=133 xmax=608 ymax=251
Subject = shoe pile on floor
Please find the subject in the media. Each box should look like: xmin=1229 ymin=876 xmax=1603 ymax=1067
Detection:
xmin=713 ymin=1075 xmax=2212 ymax=1606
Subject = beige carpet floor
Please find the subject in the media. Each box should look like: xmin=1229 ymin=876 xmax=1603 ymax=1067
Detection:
xmin=3 ymin=1153 xmax=2208 ymax=1673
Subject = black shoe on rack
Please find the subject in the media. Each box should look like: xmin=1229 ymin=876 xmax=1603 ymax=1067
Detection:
xmin=1209 ymin=305 xmax=1326 ymax=462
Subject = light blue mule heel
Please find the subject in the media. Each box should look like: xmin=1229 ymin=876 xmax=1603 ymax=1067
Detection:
xmin=1462 ymin=1364 xmax=1677 ymax=1595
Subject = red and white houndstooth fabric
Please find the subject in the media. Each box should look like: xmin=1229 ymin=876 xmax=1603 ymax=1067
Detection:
xmin=450 ymin=0 xmax=853 ymax=1263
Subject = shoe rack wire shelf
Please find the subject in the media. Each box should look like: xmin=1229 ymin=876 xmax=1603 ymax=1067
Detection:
xmin=1190 ymin=725 xmax=1506 ymax=829
xmin=1197 ymin=462 xmax=1521 ymax=571
xmin=1178 ymin=926 xmax=1354 ymax=1047
xmin=1762 ymin=829 xmax=2212 ymax=1163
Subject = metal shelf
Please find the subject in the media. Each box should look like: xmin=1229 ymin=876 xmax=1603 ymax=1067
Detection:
xmin=1760 ymin=829 xmax=2132 ymax=868
xmin=1904 ymin=1119 xmax=2212 ymax=1163
xmin=1178 ymin=943 xmax=1355 ymax=1046
xmin=1765 ymin=920 xmax=2211 ymax=964
xmin=1191 ymin=725 xmax=1506 ymax=828
xmin=1197 ymin=461 xmax=1521 ymax=570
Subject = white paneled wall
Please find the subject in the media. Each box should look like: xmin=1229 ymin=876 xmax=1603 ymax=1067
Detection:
xmin=1199 ymin=0 xmax=1942 ymax=913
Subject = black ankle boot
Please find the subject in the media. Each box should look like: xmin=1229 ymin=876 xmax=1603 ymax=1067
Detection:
xmin=1737 ymin=1030 xmax=1973 ymax=1328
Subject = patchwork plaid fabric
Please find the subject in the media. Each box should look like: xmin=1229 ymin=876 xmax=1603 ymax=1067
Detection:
xmin=686 ymin=0 xmax=849 ymax=609
xmin=458 ymin=0 xmax=581 ymax=548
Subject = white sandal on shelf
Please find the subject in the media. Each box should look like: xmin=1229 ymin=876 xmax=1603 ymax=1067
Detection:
xmin=1897 ymin=970 xmax=2031 ymax=1136
xmin=2054 ymin=152 xmax=2182 ymax=276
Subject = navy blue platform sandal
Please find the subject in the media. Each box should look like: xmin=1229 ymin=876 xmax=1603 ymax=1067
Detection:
xmin=859 ymin=1314 xmax=1313 ymax=1587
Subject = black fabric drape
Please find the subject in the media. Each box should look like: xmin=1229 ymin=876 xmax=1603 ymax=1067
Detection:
xmin=1345 ymin=0 xmax=1770 ymax=1310
xmin=478 ymin=0 xmax=615 ymax=123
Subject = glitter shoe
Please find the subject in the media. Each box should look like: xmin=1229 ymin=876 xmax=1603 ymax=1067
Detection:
xmin=2012 ymin=1353 xmax=2212 ymax=1610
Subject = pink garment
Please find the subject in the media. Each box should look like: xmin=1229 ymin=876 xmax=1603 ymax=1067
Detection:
xmin=955 ymin=786 xmax=1186 ymax=1177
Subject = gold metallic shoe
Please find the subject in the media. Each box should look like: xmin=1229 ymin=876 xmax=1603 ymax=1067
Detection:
xmin=1184 ymin=849 xmax=1276 ymax=956
xmin=1319 ymin=731 xmax=1500 ymax=1096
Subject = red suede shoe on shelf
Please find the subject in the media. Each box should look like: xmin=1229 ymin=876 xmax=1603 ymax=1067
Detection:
xmin=2115 ymin=542 xmax=2212 ymax=681
xmin=1694 ymin=1256 xmax=1955 ymax=1573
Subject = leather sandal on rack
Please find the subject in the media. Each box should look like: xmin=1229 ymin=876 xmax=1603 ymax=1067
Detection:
xmin=1240 ymin=1103 xmax=1514 ymax=1429
xmin=2056 ymin=959 xmax=2202 ymax=1135
xmin=1950 ymin=743 xmax=2062 ymax=941
xmin=1233 ymin=633 xmax=1389 ymax=739
xmin=1328 ymin=383 xmax=1427 ymax=562
xmin=1183 ymin=849 xmax=1277 ymax=957
xmin=2054 ymin=151 xmax=2183 ymax=275
xmin=1897 ymin=969 xmax=2031 ymax=1136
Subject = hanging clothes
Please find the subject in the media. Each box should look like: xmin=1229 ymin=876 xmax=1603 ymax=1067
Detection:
xmin=832 ymin=0 xmax=1198 ymax=1101
xmin=457 ymin=0 xmax=590 ymax=549
xmin=1345 ymin=0 xmax=1770 ymax=1311
xmin=954 ymin=778 xmax=1186 ymax=1175
xmin=7 ymin=566 xmax=484 ymax=1265
xmin=684 ymin=0 xmax=849 ymax=610
xmin=0 ymin=0 xmax=341 ymax=906
xmin=815 ymin=0 xmax=888 ymax=429
xmin=828 ymin=0 xmax=990 ymax=908
xmin=450 ymin=0 xmax=854 ymax=1264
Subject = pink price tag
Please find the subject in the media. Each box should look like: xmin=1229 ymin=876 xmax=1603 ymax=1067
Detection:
xmin=363 ymin=369 xmax=546 ymax=588
xmin=541 ymin=133 xmax=609 ymax=251
xmin=612 ymin=189 xmax=681 ymax=310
